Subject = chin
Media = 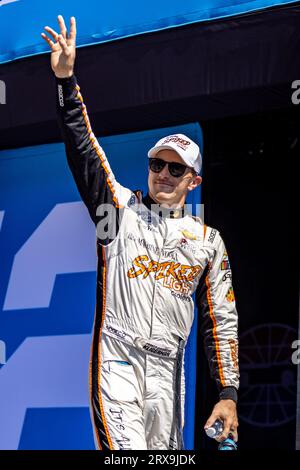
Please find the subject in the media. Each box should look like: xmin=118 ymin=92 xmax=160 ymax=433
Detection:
xmin=155 ymin=191 xmax=174 ymax=203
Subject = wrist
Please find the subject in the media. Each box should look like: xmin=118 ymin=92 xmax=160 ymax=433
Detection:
xmin=54 ymin=71 xmax=74 ymax=79
xmin=219 ymin=386 xmax=238 ymax=403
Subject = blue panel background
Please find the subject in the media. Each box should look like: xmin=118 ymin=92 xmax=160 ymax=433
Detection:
xmin=0 ymin=123 xmax=203 ymax=449
xmin=0 ymin=0 xmax=298 ymax=64
xmin=19 ymin=408 xmax=95 ymax=450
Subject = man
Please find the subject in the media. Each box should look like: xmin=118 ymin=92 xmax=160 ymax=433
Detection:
xmin=42 ymin=15 xmax=239 ymax=450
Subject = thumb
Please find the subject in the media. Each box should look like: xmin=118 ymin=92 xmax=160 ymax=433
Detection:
xmin=204 ymin=413 xmax=219 ymax=429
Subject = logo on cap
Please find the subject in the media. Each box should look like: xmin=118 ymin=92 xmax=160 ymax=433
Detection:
xmin=161 ymin=135 xmax=191 ymax=151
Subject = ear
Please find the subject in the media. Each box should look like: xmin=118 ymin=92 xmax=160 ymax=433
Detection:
xmin=188 ymin=175 xmax=202 ymax=191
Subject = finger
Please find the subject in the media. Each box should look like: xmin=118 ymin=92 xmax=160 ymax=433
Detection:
xmin=229 ymin=419 xmax=238 ymax=442
xmin=41 ymin=32 xmax=56 ymax=51
xmin=69 ymin=16 xmax=76 ymax=42
xmin=57 ymin=34 xmax=69 ymax=54
xmin=204 ymin=413 xmax=219 ymax=429
xmin=44 ymin=26 xmax=59 ymax=42
xmin=216 ymin=420 xmax=232 ymax=442
xmin=229 ymin=430 xmax=238 ymax=442
xmin=57 ymin=15 xmax=67 ymax=39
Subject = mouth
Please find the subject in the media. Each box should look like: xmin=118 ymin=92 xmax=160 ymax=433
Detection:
xmin=155 ymin=181 xmax=173 ymax=188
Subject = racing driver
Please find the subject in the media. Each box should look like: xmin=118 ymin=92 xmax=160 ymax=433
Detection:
xmin=42 ymin=15 xmax=239 ymax=450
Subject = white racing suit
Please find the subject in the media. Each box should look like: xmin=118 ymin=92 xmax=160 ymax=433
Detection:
xmin=56 ymin=75 xmax=239 ymax=450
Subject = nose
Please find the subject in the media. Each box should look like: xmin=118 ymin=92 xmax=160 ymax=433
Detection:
xmin=159 ymin=163 xmax=170 ymax=178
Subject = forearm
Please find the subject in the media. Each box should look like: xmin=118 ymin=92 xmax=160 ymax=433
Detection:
xmin=196 ymin=228 xmax=240 ymax=391
xmin=56 ymin=75 xmax=123 ymax=223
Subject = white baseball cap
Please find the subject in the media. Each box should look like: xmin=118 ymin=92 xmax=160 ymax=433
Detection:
xmin=147 ymin=133 xmax=202 ymax=174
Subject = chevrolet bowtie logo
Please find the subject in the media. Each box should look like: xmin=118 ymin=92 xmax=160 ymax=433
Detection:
xmin=181 ymin=229 xmax=197 ymax=240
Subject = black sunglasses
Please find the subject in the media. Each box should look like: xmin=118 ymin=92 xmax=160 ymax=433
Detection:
xmin=149 ymin=158 xmax=191 ymax=178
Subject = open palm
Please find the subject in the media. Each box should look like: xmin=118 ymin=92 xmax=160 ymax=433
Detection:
xmin=41 ymin=15 xmax=76 ymax=78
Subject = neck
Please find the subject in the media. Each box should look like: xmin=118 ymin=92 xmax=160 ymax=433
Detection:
xmin=143 ymin=193 xmax=187 ymax=219
xmin=148 ymin=191 xmax=184 ymax=209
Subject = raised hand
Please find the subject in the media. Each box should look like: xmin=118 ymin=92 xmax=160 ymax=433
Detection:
xmin=41 ymin=15 xmax=76 ymax=78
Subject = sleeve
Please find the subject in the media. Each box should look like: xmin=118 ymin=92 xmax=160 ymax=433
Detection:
xmin=55 ymin=75 xmax=132 ymax=225
xmin=196 ymin=228 xmax=240 ymax=397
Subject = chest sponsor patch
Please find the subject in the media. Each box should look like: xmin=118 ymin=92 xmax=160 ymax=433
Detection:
xmin=127 ymin=233 xmax=178 ymax=261
xmin=127 ymin=255 xmax=202 ymax=282
xmin=178 ymin=237 xmax=199 ymax=255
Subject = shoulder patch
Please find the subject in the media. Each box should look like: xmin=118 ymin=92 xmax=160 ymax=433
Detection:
xmin=203 ymin=226 xmax=219 ymax=247
xmin=128 ymin=194 xmax=137 ymax=207
xmin=128 ymin=189 xmax=143 ymax=207
xmin=207 ymin=228 xmax=218 ymax=244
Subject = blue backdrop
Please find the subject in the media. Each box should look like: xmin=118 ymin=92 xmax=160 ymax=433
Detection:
xmin=0 ymin=0 xmax=298 ymax=63
xmin=0 ymin=123 xmax=203 ymax=449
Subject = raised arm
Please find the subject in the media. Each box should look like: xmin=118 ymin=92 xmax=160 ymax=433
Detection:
xmin=41 ymin=16 xmax=131 ymax=224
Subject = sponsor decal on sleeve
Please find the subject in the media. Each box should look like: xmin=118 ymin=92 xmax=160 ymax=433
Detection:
xmin=226 ymin=286 xmax=235 ymax=303
xmin=221 ymin=250 xmax=231 ymax=270
xmin=228 ymin=339 xmax=239 ymax=369
xmin=222 ymin=270 xmax=232 ymax=282
xmin=57 ymin=84 xmax=64 ymax=107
